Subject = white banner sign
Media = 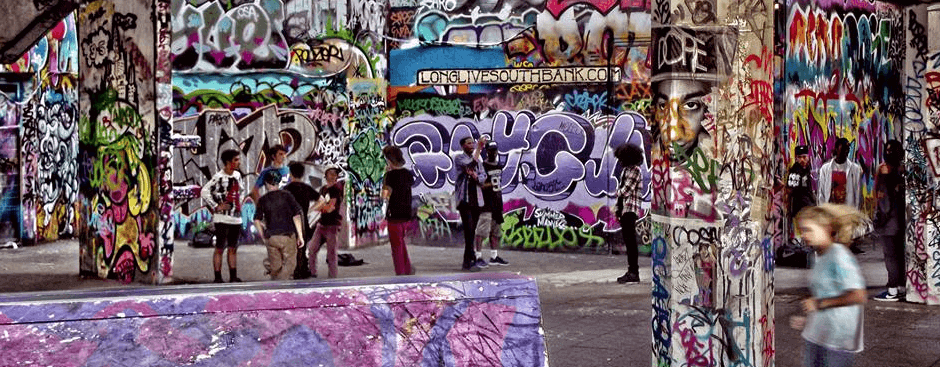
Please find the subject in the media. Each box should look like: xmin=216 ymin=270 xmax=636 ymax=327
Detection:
xmin=417 ymin=67 xmax=622 ymax=85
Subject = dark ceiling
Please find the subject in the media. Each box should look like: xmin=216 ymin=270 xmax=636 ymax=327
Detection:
xmin=0 ymin=0 xmax=78 ymax=64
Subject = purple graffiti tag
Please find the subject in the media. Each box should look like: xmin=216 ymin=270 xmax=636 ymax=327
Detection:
xmin=520 ymin=113 xmax=593 ymax=201
xmin=392 ymin=119 xmax=451 ymax=188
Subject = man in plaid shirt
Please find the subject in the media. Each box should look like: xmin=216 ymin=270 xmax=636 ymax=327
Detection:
xmin=614 ymin=144 xmax=644 ymax=283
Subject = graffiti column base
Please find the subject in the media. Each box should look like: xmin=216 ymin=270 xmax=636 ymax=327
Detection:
xmin=0 ymin=273 xmax=547 ymax=366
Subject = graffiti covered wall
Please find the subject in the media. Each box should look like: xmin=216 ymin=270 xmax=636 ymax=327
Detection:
xmin=77 ymin=0 xmax=160 ymax=283
xmin=778 ymin=0 xmax=904 ymax=246
xmin=902 ymin=5 xmax=940 ymax=305
xmin=386 ymin=0 xmax=654 ymax=253
xmin=170 ymin=0 xmax=387 ymax=246
xmin=649 ymin=0 xmax=774 ymax=364
xmin=0 ymin=14 xmax=79 ymax=244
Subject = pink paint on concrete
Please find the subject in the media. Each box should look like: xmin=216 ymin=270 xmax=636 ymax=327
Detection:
xmin=446 ymin=301 xmax=517 ymax=367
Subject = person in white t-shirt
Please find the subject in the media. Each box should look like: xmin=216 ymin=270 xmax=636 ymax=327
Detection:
xmin=201 ymin=149 xmax=245 ymax=283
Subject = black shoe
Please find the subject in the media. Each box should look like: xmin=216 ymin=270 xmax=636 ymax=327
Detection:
xmin=213 ymin=278 xmax=224 ymax=284
xmin=230 ymin=277 xmax=243 ymax=283
xmin=490 ymin=256 xmax=509 ymax=266
xmin=617 ymin=272 xmax=640 ymax=284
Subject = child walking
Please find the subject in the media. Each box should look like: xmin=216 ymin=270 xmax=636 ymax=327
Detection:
xmin=790 ymin=204 xmax=868 ymax=367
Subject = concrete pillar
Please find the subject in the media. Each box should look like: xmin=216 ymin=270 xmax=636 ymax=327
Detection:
xmin=77 ymin=0 xmax=161 ymax=283
xmin=903 ymin=4 xmax=940 ymax=305
xmin=649 ymin=0 xmax=774 ymax=364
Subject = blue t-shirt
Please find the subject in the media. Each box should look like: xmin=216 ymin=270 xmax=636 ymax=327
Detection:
xmin=255 ymin=166 xmax=290 ymax=189
xmin=802 ymin=243 xmax=865 ymax=352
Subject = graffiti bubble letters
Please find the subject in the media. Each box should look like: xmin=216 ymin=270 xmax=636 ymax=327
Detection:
xmin=393 ymin=110 xmax=650 ymax=201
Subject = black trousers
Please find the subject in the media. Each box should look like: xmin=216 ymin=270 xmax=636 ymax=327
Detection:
xmin=459 ymin=203 xmax=480 ymax=268
xmin=882 ymin=233 xmax=906 ymax=288
xmin=620 ymin=212 xmax=639 ymax=274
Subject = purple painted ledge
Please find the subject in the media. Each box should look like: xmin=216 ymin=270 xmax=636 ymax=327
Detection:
xmin=0 ymin=272 xmax=547 ymax=367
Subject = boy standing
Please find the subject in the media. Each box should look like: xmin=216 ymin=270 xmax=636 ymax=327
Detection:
xmin=472 ymin=141 xmax=508 ymax=268
xmin=308 ymin=167 xmax=343 ymax=278
xmin=251 ymin=145 xmax=290 ymax=201
xmin=201 ymin=149 xmax=245 ymax=283
xmin=284 ymin=162 xmax=320 ymax=279
xmin=254 ymin=170 xmax=305 ymax=280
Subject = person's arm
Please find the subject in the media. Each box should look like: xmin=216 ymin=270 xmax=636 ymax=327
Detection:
xmin=473 ymin=136 xmax=486 ymax=162
xmin=253 ymin=219 xmax=266 ymax=239
xmin=293 ymin=214 xmax=304 ymax=248
xmin=802 ymin=289 xmax=867 ymax=312
xmin=201 ymin=175 xmax=226 ymax=213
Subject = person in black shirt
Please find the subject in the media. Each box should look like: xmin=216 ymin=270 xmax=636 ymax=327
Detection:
xmin=382 ymin=146 xmax=416 ymax=275
xmin=787 ymin=145 xmax=816 ymax=222
xmin=472 ymin=141 xmax=508 ymax=268
xmin=307 ymin=167 xmax=343 ymax=278
xmin=253 ymin=170 xmax=304 ymax=280
xmin=284 ymin=162 xmax=320 ymax=279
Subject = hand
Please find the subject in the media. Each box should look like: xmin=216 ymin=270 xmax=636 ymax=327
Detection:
xmin=789 ymin=315 xmax=806 ymax=330
xmin=802 ymin=298 xmax=819 ymax=313
xmin=297 ymin=237 xmax=305 ymax=248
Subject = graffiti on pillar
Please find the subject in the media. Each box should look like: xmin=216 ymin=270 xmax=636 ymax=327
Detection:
xmin=170 ymin=0 xmax=384 ymax=77
xmin=650 ymin=0 xmax=776 ymax=360
xmin=346 ymin=79 xmax=389 ymax=243
xmin=78 ymin=0 xmax=158 ymax=283
xmin=903 ymin=5 xmax=940 ymax=305
xmin=1 ymin=13 xmax=79 ymax=243
xmin=156 ymin=0 xmax=174 ymax=280
xmin=22 ymin=85 xmax=79 ymax=242
xmin=0 ymin=102 xmax=19 ymax=242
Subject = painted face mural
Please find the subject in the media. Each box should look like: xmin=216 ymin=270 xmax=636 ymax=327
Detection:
xmin=652 ymin=78 xmax=713 ymax=161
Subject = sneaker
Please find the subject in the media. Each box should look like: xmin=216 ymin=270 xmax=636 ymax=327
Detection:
xmin=462 ymin=264 xmax=481 ymax=272
xmin=474 ymin=258 xmax=489 ymax=268
xmin=616 ymin=272 xmax=640 ymax=284
xmin=874 ymin=290 xmax=901 ymax=302
xmin=490 ymin=256 xmax=509 ymax=266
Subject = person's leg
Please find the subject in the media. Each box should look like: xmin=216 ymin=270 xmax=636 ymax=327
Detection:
xmin=294 ymin=230 xmax=311 ymax=278
xmin=388 ymin=220 xmax=412 ymax=275
xmin=803 ymin=340 xmax=825 ymax=367
xmin=325 ymin=225 xmax=339 ymax=278
xmin=624 ymin=212 xmax=639 ymax=274
xmin=273 ymin=235 xmax=296 ymax=280
xmin=459 ymin=204 xmax=478 ymax=268
xmin=307 ymin=225 xmax=324 ymax=277
xmin=212 ymin=223 xmax=229 ymax=281
xmin=822 ymin=347 xmax=856 ymax=367
xmin=223 ymin=223 xmax=241 ymax=281
xmin=264 ymin=238 xmax=278 ymax=279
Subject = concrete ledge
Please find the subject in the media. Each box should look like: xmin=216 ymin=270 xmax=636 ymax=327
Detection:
xmin=0 ymin=273 xmax=547 ymax=366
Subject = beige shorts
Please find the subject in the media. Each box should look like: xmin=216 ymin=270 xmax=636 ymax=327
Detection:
xmin=474 ymin=212 xmax=501 ymax=241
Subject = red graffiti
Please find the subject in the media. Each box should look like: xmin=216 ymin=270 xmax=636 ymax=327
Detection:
xmin=545 ymin=0 xmax=650 ymax=18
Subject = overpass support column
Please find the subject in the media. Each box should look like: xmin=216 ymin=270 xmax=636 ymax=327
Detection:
xmin=648 ymin=0 xmax=775 ymax=364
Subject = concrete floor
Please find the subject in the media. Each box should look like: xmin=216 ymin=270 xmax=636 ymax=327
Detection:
xmin=1 ymin=239 xmax=939 ymax=366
